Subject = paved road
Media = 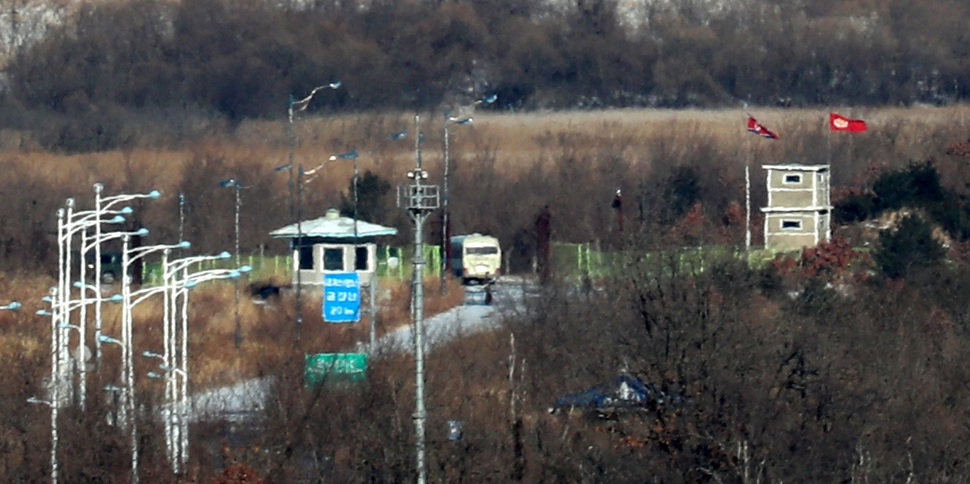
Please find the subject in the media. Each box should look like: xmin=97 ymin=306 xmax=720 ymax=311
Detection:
xmin=191 ymin=276 xmax=530 ymax=421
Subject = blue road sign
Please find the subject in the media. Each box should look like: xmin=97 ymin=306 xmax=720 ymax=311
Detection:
xmin=323 ymin=272 xmax=360 ymax=323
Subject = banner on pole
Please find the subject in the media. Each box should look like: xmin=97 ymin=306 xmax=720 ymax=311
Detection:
xmin=323 ymin=272 xmax=360 ymax=323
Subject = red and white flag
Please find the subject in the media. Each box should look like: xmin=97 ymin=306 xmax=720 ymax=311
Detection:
xmin=746 ymin=116 xmax=779 ymax=139
xmin=829 ymin=112 xmax=867 ymax=132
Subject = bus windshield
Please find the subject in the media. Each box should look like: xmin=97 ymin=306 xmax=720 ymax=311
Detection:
xmin=467 ymin=246 xmax=499 ymax=255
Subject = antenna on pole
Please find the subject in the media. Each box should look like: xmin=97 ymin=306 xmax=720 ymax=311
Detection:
xmin=398 ymin=114 xmax=439 ymax=484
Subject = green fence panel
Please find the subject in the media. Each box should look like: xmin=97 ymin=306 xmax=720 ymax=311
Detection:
xmin=376 ymin=245 xmax=440 ymax=280
xmin=143 ymin=254 xmax=292 ymax=286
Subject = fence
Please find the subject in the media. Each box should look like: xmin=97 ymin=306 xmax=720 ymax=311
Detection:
xmin=143 ymin=247 xmax=442 ymax=285
xmin=142 ymin=243 xmax=777 ymax=285
xmin=377 ymin=245 xmax=441 ymax=279
xmin=550 ymin=242 xmax=779 ymax=279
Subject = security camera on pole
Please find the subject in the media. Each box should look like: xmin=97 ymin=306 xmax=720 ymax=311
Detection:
xmin=398 ymin=114 xmax=439 ymax=484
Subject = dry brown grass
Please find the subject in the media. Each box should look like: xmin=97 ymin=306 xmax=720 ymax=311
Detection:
xmin=157 ymin=276 xmax=463 ymax=388
xmin=0 ymin=270 xmax=465 ymax=392
xmin=4 ymin=105 xmax=970 ymax=389
xmin=6 ymin=105 xmax=970 ymax=200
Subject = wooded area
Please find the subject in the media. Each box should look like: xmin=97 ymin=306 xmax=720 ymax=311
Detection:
xmin=2 ymin=0 xmax=970 ymax=152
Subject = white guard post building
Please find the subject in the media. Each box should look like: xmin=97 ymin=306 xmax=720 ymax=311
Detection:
xmin=761 ymin=164 xmax=832 ymax=252
xmin=270 ymin=208 xmax=397 ymax=287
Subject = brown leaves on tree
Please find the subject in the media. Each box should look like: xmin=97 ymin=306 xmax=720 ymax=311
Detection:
xmin=945 ymin=138 xmax=970 ymax=158
xmin=212 ymin=462 xmax=264 ymax=484
xmin=770 ymin=236 xmax=872 ymax=282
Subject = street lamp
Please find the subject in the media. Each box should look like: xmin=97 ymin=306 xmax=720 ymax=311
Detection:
xmin=92 ymin=184 xmax=161 ymax=372
xmin=122 ymin=267 xmax=206 ymax=478
xmin=27 ymin=395 xmax=57 ymax=484
xmin=441 ymin=94 xmax=496 ymax=294
xmin=57 ymin=204 xmax=130 ymax=408
xmin=32 ymin=286 xmax=60 ymax=484
xmin=288 ymin=81 xmax=340 ymax=342
xmin=219 ymin=163 xmax=290 ymax=349
xmin=324 ymin=130 xmax=407 ymax=352
xmin=153 ymin=252 xmax=237 ymax=472
xmin=98 ymin=331 xmax=142 ymax=484
xmin=0 ymin=301 xmax=21 ymax=311
xmin=100 ymin=232 xmax=190 ymax=484
xmin=175 ymin=266 xmax=246 ymax=472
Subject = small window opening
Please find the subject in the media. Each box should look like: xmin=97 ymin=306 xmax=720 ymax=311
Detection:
xmin=298 ymin=246 xmax=314 ymax=270
xmin=354 ymin=246 xmax=368 ymax=271
xmin=324 ymin=248 xmax=344 ymax=271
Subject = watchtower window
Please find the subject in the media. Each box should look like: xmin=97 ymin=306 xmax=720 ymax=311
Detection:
xmin=781 ymin=220 xmax=802 ymax=230
xmin=783 ymin=174 xmax=802 ymax=184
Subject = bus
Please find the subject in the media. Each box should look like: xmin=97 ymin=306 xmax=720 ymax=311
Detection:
xmin=449 ymin=234 xmax=501 ymax=285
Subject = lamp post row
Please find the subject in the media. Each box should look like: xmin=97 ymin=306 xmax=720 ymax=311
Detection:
xmin=30 ymin=184 xmax=248 ymax=484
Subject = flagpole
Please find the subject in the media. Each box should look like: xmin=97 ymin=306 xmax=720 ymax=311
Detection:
xmin=745 ymin=136 xmax=751 ymax=251
xmin=745 ymin=113 xmax=781 ymax=250
xmin=827 ymin=112 xmax=834 ymax=166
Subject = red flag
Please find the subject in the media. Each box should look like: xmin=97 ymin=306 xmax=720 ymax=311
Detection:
xmin=829 ymin=112 xmax=867 ymax=132
xmin=746 ymin=116 xmax=779 ymax=139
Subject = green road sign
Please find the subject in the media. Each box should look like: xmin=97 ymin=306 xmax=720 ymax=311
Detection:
xmin=305 ymin=353 xmax=368 ymax=386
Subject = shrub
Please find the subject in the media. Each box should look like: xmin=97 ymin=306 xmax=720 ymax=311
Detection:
xmin=874 ymin=213 xmax=946 ymax=279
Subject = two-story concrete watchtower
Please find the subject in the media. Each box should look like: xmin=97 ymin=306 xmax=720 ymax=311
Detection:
xmin=761 ymin=164 xmax=832 ymax=251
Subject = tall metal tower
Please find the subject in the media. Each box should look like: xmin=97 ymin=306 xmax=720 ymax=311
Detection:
xmin=398 ymin=114 xmax=439 ymax=484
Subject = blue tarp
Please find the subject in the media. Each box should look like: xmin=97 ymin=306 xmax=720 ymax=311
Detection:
xmin=554 ymin=374 xmax=659 ymax=409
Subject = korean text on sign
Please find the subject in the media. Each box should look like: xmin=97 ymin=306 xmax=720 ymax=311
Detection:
xmin=323 ymin=272 xmax=361 ymax=323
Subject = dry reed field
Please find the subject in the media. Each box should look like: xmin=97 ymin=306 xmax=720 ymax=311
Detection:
xmin=2 ymin=105 xmax=970 ymax=388
xmin=6 ymin=105 xmax=970 ymax=194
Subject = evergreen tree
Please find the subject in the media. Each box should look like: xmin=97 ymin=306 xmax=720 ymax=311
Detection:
xmin=874 ymin=213 xmax=945 ymax=279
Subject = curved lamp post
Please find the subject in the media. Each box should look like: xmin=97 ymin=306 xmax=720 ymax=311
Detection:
xmin=0 ymin=301 xmax=21 ymax=311
xmin=33 ymin=287 xmax=60 ymax=484
xmin=57 ymin=209 xmax=129 ymax=410
xmin=121 ymin=237 xmax=192 ymax=483
xmin=219 ymin=163 xmax=290 ymax=349
xmin=151 ymin=252 xmax=238 ymax=472
xmin=323 ymin=130 xmax=407 ymax=351
xmin=288 ymin=81 xmax=340 ymax=343
xmin=26 ymin=395 xmax=57 ymax=484
xmin=92 ymin=184 xmax=161 ymax=372
xmin=171 ymin=265 xmax=247 ymax=472
xmin=441 ymin=94 xmax=496 ymax=294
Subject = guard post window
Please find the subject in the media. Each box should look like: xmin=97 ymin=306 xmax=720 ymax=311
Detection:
xmin=324 ymin=248 xmax=345 ymax=271
xmin=783 ymin=174 xmax=802 ymax=184
xmin=781 ymin=220 xmax=802 ymax=230
xmin=298 ymin=246 xmax=314 ymax=270
xmin=354 ymin=246 xmax=368 ymax=271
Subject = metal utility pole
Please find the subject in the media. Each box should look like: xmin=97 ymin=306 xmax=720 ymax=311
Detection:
xmin=441 ymin=112 xmax=451 ymax=295
xmin=296 ymin=165 xmax=304 ymax=340
xmin=287 ymin=81 xmax=340 ymax=341
xmin=233 ymin=183 xmax=242 ymax=348
xmin=398 ymin=114 xmax=439 ymax=484
xmin=440 ymin=94 xmax=495 ymax=295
